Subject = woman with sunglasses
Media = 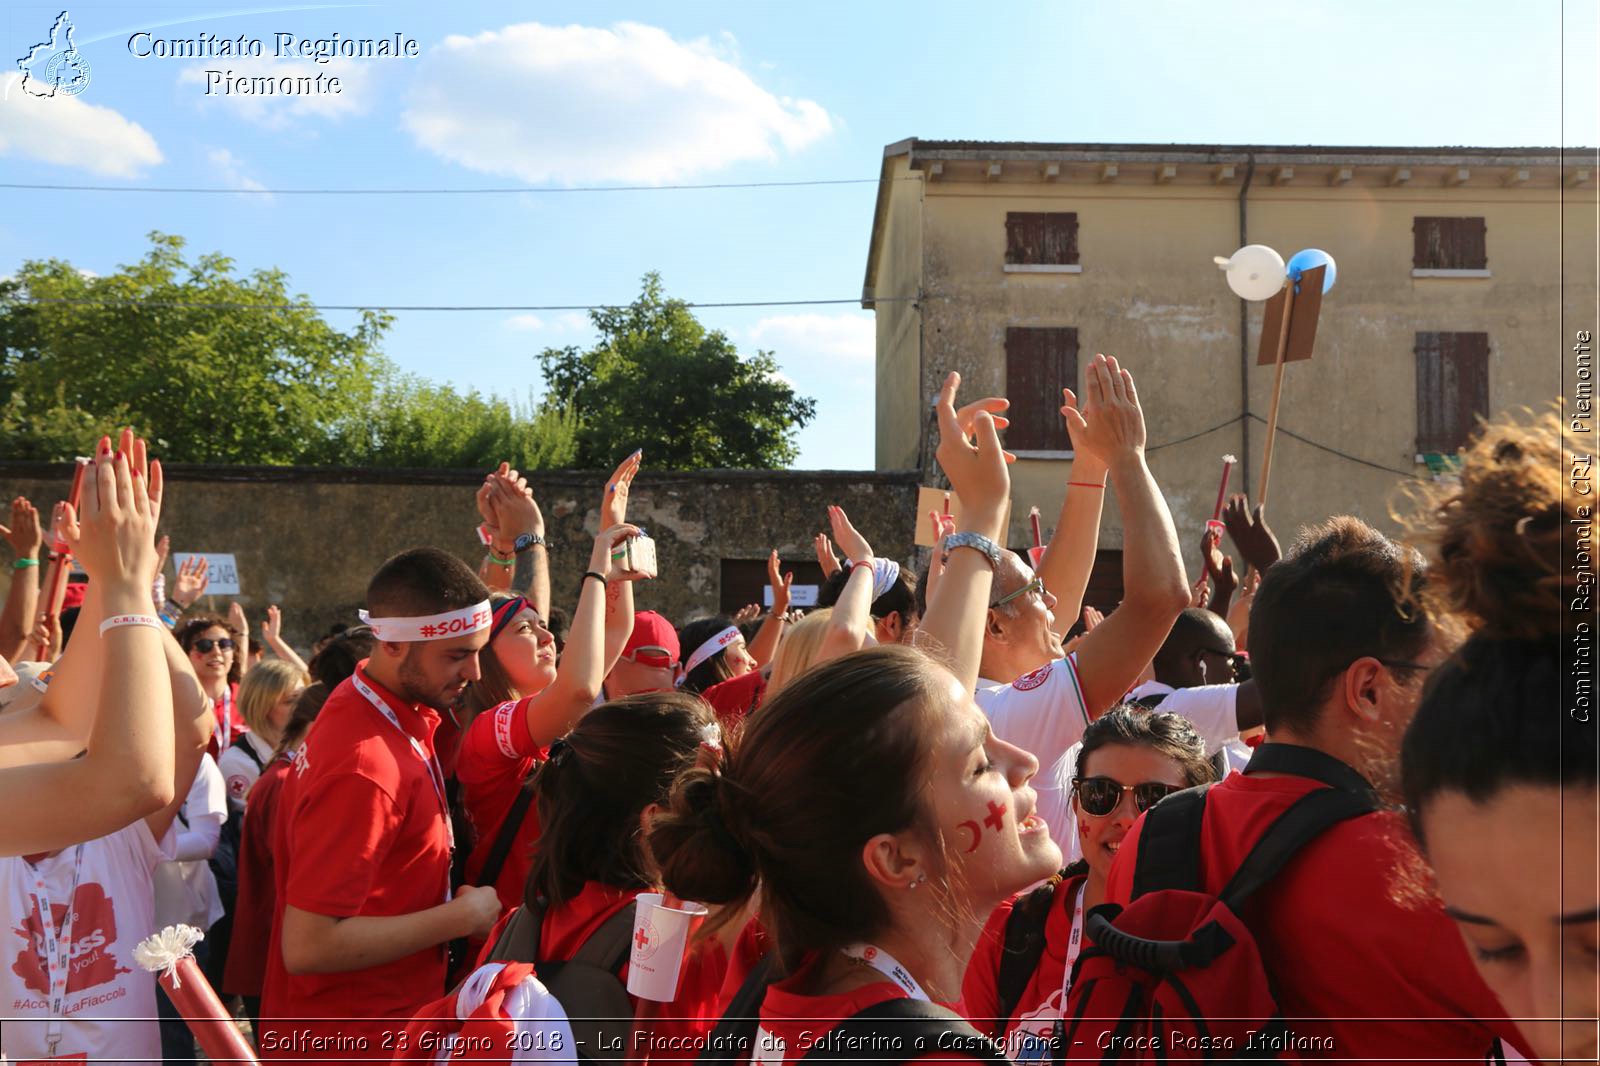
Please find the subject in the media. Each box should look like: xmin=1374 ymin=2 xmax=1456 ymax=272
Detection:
xmin=176 ymin=615 xmax=246 ymax=753
xmin=455 ymin=456 xmax=645 ymax=918
xmin=963 ymin=707 xmax=1216 ymax=1056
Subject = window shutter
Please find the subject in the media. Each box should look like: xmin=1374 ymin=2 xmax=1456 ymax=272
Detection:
xmin=1005 ymin=327 xmax=1078 ymax=450
xmin=1413 ymin=218 xmax=1488 ymax=269
xmin=1416 ymin=331 xmax=1490 ymax=453
xmin=1006 ymin=213 xmax=1079 ymax=265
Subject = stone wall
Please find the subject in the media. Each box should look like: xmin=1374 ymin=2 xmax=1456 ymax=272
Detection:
xmin=0 ymin=462 xmax=921 ymax=651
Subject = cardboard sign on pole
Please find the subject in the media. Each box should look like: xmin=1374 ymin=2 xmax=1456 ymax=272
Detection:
xmin=914 ymin=488 xmax=1013 ymax=548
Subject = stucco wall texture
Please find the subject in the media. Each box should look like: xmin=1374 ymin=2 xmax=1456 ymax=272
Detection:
xmin=0 ymin=464 xmax=920 ymax=651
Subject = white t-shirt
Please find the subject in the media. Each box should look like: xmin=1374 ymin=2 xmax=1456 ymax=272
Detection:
xmin=217 ymin=730 xmax=276 ymax=811
xmin=0 ymin=821 xmax=176 ymax=1062
xmin=153 ymin=754 xmax=226 ymax=931
xmin=975 ymin=654 xmax=1092 ymax=840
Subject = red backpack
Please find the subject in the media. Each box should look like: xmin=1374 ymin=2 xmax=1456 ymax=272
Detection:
xmin=1059 ymin=745 xmax=1377 ymax=1062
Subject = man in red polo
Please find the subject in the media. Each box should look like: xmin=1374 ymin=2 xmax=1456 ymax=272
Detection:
xmin=259 ymin=548 xmax=503 ymax=1060
xmin=1105 ymin=517 xmax=1524 ymax=1063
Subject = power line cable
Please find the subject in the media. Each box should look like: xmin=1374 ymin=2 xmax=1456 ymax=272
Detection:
xmin=1246 ymin=413 xmax=1421 ymax=478
xmin=1145 ymin=413 xmax=1245 ymax=453
xmin=5 ymin=295 xmax=908 ymax=312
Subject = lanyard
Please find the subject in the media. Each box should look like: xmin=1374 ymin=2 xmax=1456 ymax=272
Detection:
xmin=840 ymin=943 xmax=930 ymax=1001
xmin=1060 ymin=880 xmax=1087 ymax=1003
xmin=215 ymin=686 xmax=234 ymax=749
xmin=350 ymin=672 xmax=455 ymax=862
xmin=26 ymin=845 xmax=85 ymax=1056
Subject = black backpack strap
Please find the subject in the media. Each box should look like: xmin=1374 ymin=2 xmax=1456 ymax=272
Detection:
xmin=1218 ymin=786 xmax=1377 ymax=911
xmin=1130 ymin=784 xmax=1209 ymax=898
xmin=231 ymin=734 xmax=268 ymax=774
xmin=1243 ymin=743 xmax=1378 ymax=799
xmin=483 ymin=894 xmax=547 ymax=966
xmin=477 ymin=775 xmax=537 ymax=893
xmin=994 ymin=878 xmax=1060 ymax=1028
xmin=800 ymin=999 xmax=1010 ymax=1065
xmin=696 ymin=953 xmax=777 ymax=1066
xmin=572 ymin=901 xmax=637 ymax=974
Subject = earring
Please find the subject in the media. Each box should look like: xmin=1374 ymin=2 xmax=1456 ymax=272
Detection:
xmin=907 ymin=873 xmax=928 ymax=890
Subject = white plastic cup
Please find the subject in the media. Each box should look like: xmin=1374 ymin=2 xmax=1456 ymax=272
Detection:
xmin=626 ymin=893 xmax=708 ymax=1003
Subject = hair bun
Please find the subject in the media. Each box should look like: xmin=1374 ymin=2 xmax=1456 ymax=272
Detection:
xmin=648 ymin=766 xmax=758 ymax=907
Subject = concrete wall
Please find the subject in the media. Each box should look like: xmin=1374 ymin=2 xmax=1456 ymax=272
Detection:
xmin=0 ymin=463 xmax=920 ymax=653
xmin=872 ymin=151 xmax=1595 ymax=559
xmin=873 ymin=153 xmax=927 ymax=471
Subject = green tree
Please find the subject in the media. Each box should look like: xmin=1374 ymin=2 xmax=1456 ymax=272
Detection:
xmin=0 ymin=233 xmax=575 ymax=469
xmin=537 ymin=273 xmax=815 ymax=469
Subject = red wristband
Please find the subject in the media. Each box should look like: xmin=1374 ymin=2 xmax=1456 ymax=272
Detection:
xmin=1068 ymin=481 xmax=1106 ymax=489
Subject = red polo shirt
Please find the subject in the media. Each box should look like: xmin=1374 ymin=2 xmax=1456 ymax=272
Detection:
xmin=1105 ymin=768 xmax=1519 ymax=1065
xmin=457 ymin=697 xmax=545 ymax=915
xmin=223 ymin=752 xmax=293 ymax=999
xmin=259 ymin=664 xmax=454 ymax=1059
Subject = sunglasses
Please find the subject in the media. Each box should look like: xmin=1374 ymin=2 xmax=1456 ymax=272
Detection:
xmin=1073 ymin=776 xmax=1183 ymax=817
xmin=622 ymin=645 xmax=678 ymax=669
xmin=191 ymin=637 xmax=235 ymax=654
xmin=990 ymin=574 xmax=1046 ymax=610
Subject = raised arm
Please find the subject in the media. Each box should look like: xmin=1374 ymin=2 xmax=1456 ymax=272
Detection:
xmin=817 ymin=506 xmax=876 ymax=663
xmin=259 ymin=604 xmax=310 ymax=675
xmin=0 ymin=431 xmax=182 ymax=856
xmin=0 ymin=497 xmax=43 ymax=662
xmin=746 ymin=550 xmax=791 ymax=668
xmin=1037 ymin=386 xmax=1108 ymax=637
xmin=914 ymin=374 xmax=1012 ymax=694
xmin=1066 ymin=356 xmax=1191 ymax=716
xmin=596 ymin=451 xmax=641 ymax=673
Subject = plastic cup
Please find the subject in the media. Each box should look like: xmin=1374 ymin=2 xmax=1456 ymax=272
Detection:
xmin=626 ymin=893 xmax=708 ymax=1003
xmin=1027 ymin=545 xmax=1046 ymax=570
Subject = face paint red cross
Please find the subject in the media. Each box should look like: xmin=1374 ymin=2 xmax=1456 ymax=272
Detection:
xmin=634 ymin=928 xmax=650 ymax=950
xmin=983 ymin=800 xmax=1007 ymax=832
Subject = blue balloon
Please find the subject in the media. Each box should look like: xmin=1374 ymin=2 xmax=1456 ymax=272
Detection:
xmin=1285 ymin=248 xmax=1337 ymax=293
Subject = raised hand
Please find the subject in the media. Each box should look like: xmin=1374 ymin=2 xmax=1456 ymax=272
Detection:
xmin=934 ymin=371 xmax=1011 ymax=540
xmin=827 ymin=505 xmax=873 ymax=566
xmin=0 ymin=497 xmax=43 ymax=560
xmin=1189 ymin=574 xmax=1210 ymax=609
xmin=1060 ymin=353 xmax=1146 ymax=468
xmin=1221 ymin=494 xmax=1281 ymax=574
xmin=1200 ymin=528 xmax=1232 ymax=583
xmin=813 ymin=532 xmax=841 ymax=578
xmin=262 ymin=604 xmax=284 ymax=645
xmin=766 ymin=549 xmax=793 ymax=616
xmin=1229 ymin=568 xmax=1260 ymax=650
xmin=600 ymin=450 xmax=642 ymax=532
xmin=58 ymin=431 xmax=161 ymax=594
xmin=172 ymin=554 xmax=209 ymax=608
xmin=154 ymin=534 xmax=171 ymax=576
xmin=588 ymin=523 xmax=642 ymax=582
xmin=228 ymin=601 xmax=249 ymax=638
xmin=1081 ymin=605 xmax=1105 ymax=632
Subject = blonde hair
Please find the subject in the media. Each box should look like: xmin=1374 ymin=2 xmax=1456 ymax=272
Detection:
xmin=766 ymin=609 xmax=835 ymax=697
xmin=238 ymin=659 xmax=309 ymax=739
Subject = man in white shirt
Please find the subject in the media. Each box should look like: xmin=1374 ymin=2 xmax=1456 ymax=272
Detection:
xmin=1127 ymin=607 xmax=1263 ymax=774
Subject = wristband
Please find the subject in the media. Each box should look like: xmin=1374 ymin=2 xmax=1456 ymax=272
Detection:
xmin=164 ymin=597 xmax=186 ymax=614
xmin=100 ymin=613 xmax=165 ymax=635
xmin=12 ymin=557 xmax=39 ymax=570
xmin=1068 ymin=481 xmax=1107 ymax=489
xmin=158 ymin=612 xmax=178 ymax=628
xmin=582 ymin=571 xmax=607 ymax=588
xmin=485 ymin=551 xmax=515 ymax=567
xmin=848 ymin=558 xmax=874 ymax=572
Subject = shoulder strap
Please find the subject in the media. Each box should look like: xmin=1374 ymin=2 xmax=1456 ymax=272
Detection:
xmin=1243 ymin=743 xmax=1378 ymax=799
xmin=995 ymin=878 xmax=1059 ymax=1027
xmin=697 ymin=953 xmax=777 ymax=1066
xmin=232 ymin=733 xmax=268 ymax=773
xmin=572 ymin=901 xmax=637 ymax=974
xmin=801 ymin=999 xmax=1010 ymax=1065
xmin=1218 ymin=785 xmax=1376 ymax=911
xmin=478 ymin=775 xmax=537 ymax=893
xmin=1130 ymin=785 xmax=1209 ymax=898
xmin=483 ymin=895 xmax=548 ymax=966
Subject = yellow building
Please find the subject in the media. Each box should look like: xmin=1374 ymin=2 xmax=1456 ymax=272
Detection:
xmin=863 ymin=140 xmax=1595 ymax=598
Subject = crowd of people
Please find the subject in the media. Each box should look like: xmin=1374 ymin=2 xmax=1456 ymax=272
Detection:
xmin=0 ymin=356 xmax=1590 ymax=1065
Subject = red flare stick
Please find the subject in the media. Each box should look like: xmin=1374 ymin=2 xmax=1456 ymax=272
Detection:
xmin=157 ymin=954 xmax=259 ymax=1064
xmin=1029 ymin=506 xmax=1043 ymax=549
xmin=1211 ymin=455 xmax=1237 ymax=522
xmin=27 ymin=458 xmax=88 ymax=661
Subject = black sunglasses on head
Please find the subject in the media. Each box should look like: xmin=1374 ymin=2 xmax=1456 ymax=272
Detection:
xmin=1073 ymin=776 xmax=1183 ymax=817
xmin=191 ymin=637 xmax=235 ymax=654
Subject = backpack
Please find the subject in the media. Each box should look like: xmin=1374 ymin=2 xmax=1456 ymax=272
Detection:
xmin=698 ymin=953 xmax=1012 ymax=1066
xmin=480 ymin=894 xmax=637 ymax=1065
xmin=1058 ymin=744 xmax=1379 ymax=1063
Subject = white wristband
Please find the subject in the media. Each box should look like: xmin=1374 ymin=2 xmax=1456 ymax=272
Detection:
xmin=99 ymin=614 xmax=165 ymax=635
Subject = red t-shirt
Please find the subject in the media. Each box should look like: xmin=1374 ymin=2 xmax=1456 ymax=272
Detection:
xmin=757 ymin=957 xmax=983 ymax=1064
xmin=961 ymin=872 xmax=1090 ymax=1061
xmin=259 ymin=666 xmax=454 ymax=1059
xmin=223 ymin=752 xmax=293 ymax=998
xmin=476 ymin=881 xmax=731 ymax=1051
xmin=1105 ymin=770 xmax=1519 ymax=1065
xmin=703 ymin=671 xmax=766 ymax=729
xmin=457 ymin=697 xmax=545 ymax=914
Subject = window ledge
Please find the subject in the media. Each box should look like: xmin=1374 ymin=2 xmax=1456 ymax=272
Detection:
xmin=1012 ymin=450 xmax=1076 ymax=460
xmin=1003 ymin=264 xmax=1083 ymax=274
xmin=1411 ymin=268 xmax=1491 ymax=278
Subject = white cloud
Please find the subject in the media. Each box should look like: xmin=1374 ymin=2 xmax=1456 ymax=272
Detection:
xmin=0 ymin=74 xmax=162 ymax=177
xmin=207 ymin=148 xmax=270 ymax=199
xmin=555 ymin=312 xmax=591 ymax=331
xmin=402 ymin=21 xmax=833 ymax=184
xmin=749 ymin=313 xmax=874 ymax=363
xmin=179 ymin=57 xmax=374 ymax=128
xmin=505 ymin=314 xmax=544 ymax=331
xmin=504 ymin=312 xmax=594 ymax=333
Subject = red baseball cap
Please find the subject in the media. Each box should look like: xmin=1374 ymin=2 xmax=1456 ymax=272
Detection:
xmin=621 ymin=611 xmax=680 ymax=668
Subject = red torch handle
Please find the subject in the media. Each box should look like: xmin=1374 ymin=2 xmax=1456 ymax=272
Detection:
xmin=27 ymin=459 xmax=88 ymax=661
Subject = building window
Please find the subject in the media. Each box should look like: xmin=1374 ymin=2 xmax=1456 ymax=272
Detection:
xmin=718 ymin=558 xmax=826 ymax=616
xmin=1415 ymin=331 xmax=1490 ymax=454
xmin=1413 ymin=217 xmax=1487 ymax=270
xmin=1006 ymin=212 xmax=1079 ymax=266
xmin=1004 ymin=327 xmax=1078 ymax=452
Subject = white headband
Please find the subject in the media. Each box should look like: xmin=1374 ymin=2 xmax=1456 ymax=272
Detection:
xmin=871 ymin=558 xmax=902 ymax=601
xmin=679 ymin=626 xmax=742 ymax=683
xmin=358 ymin=600 xmax=493 ymax=643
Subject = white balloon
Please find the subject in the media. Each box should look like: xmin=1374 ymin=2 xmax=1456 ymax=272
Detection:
xmin=1218 ymin=244 xmax=1287 ymax=301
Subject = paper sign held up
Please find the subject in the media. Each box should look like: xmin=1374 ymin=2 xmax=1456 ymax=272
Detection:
xmin=174 ymin=553 xmax=241 ymax=596
xmin=764 ymin=584 xmax=819 ymax=608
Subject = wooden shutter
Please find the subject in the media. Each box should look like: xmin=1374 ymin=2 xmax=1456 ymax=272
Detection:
xmin=1004 ymin=327 xmax=1078 ymax=450
xmin=1006 ymin=213 xmax=1079 ymax=265
xmin=1413 ymin=217 xmax=1488 ymax=269
xmin=1415 ymin=332 xmax=1490 ymax=453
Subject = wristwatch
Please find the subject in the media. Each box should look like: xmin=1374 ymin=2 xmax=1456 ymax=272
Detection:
xmin=941 ymin=532 xmax=1002 ymax=570
xmin=514 ymin=532 xmax=546 ymax=554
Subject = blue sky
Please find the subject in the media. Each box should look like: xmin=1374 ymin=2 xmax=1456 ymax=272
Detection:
xmin=2 ymin=0 xmax=1594 ymax=468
